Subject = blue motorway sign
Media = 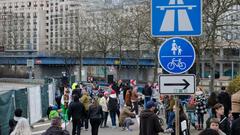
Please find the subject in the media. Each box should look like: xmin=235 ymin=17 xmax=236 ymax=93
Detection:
xmin=152 ymin=0 xmax=202 ymax=36
xmin=158 ymin=37 xmax=195 ymax=74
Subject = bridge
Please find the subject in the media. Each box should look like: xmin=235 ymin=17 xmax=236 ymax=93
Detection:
xmin=0 ymin=55 xmax=155 ymax=67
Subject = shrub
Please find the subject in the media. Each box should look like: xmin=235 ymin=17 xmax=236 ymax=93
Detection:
xmin=228 ymin=75 xmax=240 ymax=94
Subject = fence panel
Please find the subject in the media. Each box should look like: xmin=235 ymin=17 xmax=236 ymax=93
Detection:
xmin=0 ymin=91 xmax=14 ymax=135
xmin=28 ymin=86 xmax=42 ymax=124
xmin=15 ymin=89 xmax=28 ymax=118
xmin=41 ymin=85 xmax=49 ymax=117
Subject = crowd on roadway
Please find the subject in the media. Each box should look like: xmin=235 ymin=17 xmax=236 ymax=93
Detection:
xmin=7 ymin=78 xmax=240 ymax=135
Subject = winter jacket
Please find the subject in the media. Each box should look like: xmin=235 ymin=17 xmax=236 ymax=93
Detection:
xmin=88 ymin=105 xmax=103 ymax=119
xmin=139 ymin=110 xmax=164 ymax=135
xmin=207 ymin=92 xmax=218 ymax=108
xmin=72 ymin=88 xmax=82 ymax=99
xmin=131 ymin=89 xmax=138 ymax=102
xmin=42 ymin=126 xmax=70 ymax=135
xmin=119 ymin=106 xmax=135 ymax=126
xmin=108 ymin=94 xmax=118 ymax=112
xmin=218 ymin=91 xmax=231 ymax=116
xmin=68 ymin=101 xmax=85 ymax=121
xmin=142 ymin=86 xmax=152 ymax=97
xmin=195 ymin=91 xmax=207 ymax=114
xmin=125 ymin=90 xmax=132 ymax=106
xmin=80 ymin=94 xmax=90 ymax=111
xmin=206 ymin=115 xmax=230 ymax=135
xmin=231 ymin=117 xmax=240 ymax=135
xmin=99 ymin=97 xmax=108 ymax=112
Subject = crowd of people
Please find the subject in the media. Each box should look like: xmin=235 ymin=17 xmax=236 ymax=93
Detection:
xmin=7 ymin=79 xmax=240 ymax=135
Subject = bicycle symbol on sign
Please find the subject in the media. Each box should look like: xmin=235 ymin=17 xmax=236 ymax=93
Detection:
xmin=167 ymin=58 xmax=186 ymax=70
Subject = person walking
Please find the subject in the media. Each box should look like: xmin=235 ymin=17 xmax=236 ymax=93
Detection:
xmin=68 ymin=94 xmax=85 ymax=135
xmin=88 ymin=97 xmax=103 ymax=135
xmin=217 ymin=86 xmax=231 ymax=117
xmin=42 ymin=117 xmax=70 ymax=135
xmin=195 ymin=87 xmax=207 ymax=130
xmin=108 ymin=90 xmax=118 ymax=128
xmin=9 ymin=108 xmax=23 ymax=134
xmin=139 ymin=100 xmax=164 ymax=135
xmin=206 ymin=103 xmax=230 ymax=135
xmin=10 ymin=118 xmax=31 ymax=135
xmin=80 ymin=89 xmax=90 ymax=131
xmin=142 ymin=83 xmax=152 ymax=109
xmin=131 ymin=86 xmax=139 ymax=115
xmin=99 ymin=91 xmax=109 ymax=128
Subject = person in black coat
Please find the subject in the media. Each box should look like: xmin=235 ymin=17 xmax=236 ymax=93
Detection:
xmin=68 ymin=94 xmax=86 ymax=135
xmin=139 ymin=101 xmax=164 ymax=135
xmin=42 ymin=117 xmax=70 ymax=135
xmin=231 ymin=113 xmax=240 ymax=135
xmin=88 ymin=97 xmax=103 ymax=135
xmin=217 ymin=86 xmax=231 ymax=117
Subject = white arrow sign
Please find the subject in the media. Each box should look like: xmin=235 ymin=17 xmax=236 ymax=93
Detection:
xmin=159 ymin=74 xmax=196 ymax=95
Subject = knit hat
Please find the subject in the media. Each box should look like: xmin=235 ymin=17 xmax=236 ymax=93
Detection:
xmin=146 ymin=101 xmax=156 ymax=109
xmin=111 ymin=90 xmax=116 ymax=95
xmin=104 ymin=91 xmax=109 ymax=96
xmin=51 ymin=117 xmax=61 ymax=127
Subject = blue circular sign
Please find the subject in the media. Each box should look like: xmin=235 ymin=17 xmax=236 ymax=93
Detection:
xmin=158 ymin=37 xmax=196 ymax=74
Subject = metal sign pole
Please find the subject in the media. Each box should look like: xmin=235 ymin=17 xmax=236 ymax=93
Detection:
xmin=175 ymin=96 xmax=180 ymax=135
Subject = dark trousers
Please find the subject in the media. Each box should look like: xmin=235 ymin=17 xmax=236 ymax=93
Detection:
xmin=110 ymin=111 xmax=117 ymax=126
xmin=132 ymin=101 xmax=139 ymax=115
xmin=90 ymin=118 xmax=101 ymax=135
xmin=197 ymin=113 xmax=204 ymax=126
xmin=72 ymin=119 xmax=81 ymax=135
xmin=101 ymin=111 xmax=109 ymax=126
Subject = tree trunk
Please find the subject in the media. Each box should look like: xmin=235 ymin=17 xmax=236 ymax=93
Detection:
xmin=118 ymin=43 xmax=122 ymax=80
xmin=209 ymin=23 xmax=217 ymax=92
xmin=153 ymin=39 xmax=158 ymax=82
xmin=104 ymin=52 xmax=107 ymax=81
xmin=136 ymin=41 xmax=140 ymax=83
xmin=210 ymin=38 xmax=216 ymax=92
xmin=79 ymin=44 xmax=82 ymax=82
xmin=195 ymin=38 xmax=201 ymax=85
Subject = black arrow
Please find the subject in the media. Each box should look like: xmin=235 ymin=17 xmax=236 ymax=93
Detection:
xmin=164 ymin=79 xmax=190 ymax=89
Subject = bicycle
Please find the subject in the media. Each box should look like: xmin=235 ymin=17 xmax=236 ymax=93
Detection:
xmin=167 ymin=58 xmax=186 ymax=70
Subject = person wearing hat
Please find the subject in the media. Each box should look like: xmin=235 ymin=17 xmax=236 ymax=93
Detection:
xmin=139 ymin=100 xmax=164 ymax=135
xmin=9 ymin=108 xmax=23 ymax=134
xmin=42 ymin=117 xmax=70 ymax=135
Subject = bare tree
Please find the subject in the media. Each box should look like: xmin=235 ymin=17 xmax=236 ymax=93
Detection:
xmin=202 ymin=0 xmax=239 ymax=91
xmin=109 ymin=11 xmax=131 ymax=80
xmin=89 ymin=9 xmax=116 ymax=80
xmin=127 ymin=2 xmax=150 ymax=82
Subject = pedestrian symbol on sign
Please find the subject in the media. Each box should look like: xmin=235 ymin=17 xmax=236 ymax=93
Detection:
xmin=158 ymin=37 xmax=196 ymax=74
